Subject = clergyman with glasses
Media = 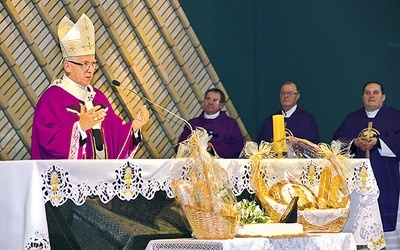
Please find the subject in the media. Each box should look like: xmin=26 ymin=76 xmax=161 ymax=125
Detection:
xmin=31 ymin=14 xmax=149 ymax=159
xmin=256 ymin=81 xmax=320 ymax=144
xmin=177 ymin=88 xmax=244 ymax=158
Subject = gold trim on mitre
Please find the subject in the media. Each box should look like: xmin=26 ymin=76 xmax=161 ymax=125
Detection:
xmin=58 ymin=14 xmax=95 ymax=58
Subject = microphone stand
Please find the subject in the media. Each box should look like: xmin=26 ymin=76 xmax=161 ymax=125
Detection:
xmin=111 ymin=80 xmax=193 ymax=132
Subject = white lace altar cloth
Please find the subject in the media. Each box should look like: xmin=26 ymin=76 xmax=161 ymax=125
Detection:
xmin=0 ymin=161 xmax=50 ymax=250
xmin=145 ymin=233 xmax=357 ymax=250
xmin=0 ymin=158 xmax=385 ymax=250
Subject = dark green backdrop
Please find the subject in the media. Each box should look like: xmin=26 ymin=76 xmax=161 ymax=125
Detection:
xmin=180 ymin=1 xmax=400 ymax=143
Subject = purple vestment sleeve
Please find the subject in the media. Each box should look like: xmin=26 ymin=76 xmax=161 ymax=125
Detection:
xmin=257 ymin=106 xmax=320 ymax=144
xmin=333 ymin=103 xmax=400 ymax=232
xmin=177 ymin=111 xmax=244 ymax=158
xmin=31 ymin=86 xmax=139 ymax=159
xmin=31 ymin=86 xmax=81 ymax=159
xmin=378 ymin=131 xmax=400 ymax=157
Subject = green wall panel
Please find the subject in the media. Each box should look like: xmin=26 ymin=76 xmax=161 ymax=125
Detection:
xmin=181 ymin=0 xmax=400 ymax=143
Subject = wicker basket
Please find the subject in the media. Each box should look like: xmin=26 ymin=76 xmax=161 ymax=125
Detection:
xmin=298 ymin=214 xmax=349 ymax=233
xmin=298 ymin=206 xmax=350 ymax=233
xmin=182 ymin=206 xmax=238 ymax=239
xmin=261 ymin=196 xmax=350 ymax=232
xmin=246 ymin=138 xmax=352 ymax=233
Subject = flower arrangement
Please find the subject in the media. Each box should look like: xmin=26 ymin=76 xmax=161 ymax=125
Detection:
xmin=235 ymin=199 xmax=272 ymax=224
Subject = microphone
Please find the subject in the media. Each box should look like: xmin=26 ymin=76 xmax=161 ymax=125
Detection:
xmin=112 ymin=80 xmax=193 ymax=131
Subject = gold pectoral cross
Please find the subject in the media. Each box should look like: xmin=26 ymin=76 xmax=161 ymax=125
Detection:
xmin=365 ymin=122 xmax=373 ymax=159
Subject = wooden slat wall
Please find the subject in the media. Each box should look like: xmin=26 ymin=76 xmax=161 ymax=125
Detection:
xmin=0 ymin=0 xmax=250 ymax=160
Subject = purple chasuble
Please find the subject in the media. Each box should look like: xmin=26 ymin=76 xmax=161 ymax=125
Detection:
xmin=257 ymin=106 xmax=320 ymax=144
xmin=177 ymin=111 xmax=244 ymax=158
xmin=333 ymin=103 xmax=400 ymax=232
xmin=31 ymin=84 xmax=140 ymax=159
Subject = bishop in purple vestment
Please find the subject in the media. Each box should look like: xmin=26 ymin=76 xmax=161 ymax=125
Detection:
xmin=334 ymin=81 xmax=400 ymax=232
xmin=31 ymin=14 xmax=149 ymax=160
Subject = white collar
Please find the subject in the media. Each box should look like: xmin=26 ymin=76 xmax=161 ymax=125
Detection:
xmin=282 ymin=105 xmax=297 ymax=118
xmin=204 ymin=111 xmax=220 ymax=119
xmin=51 ymin=75 xmax=95 ymax=102
xmin=365 ymin=109 xmax=379 ymax=118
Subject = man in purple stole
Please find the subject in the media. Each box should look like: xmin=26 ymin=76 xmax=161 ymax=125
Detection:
xmin=31 ymin=14 xmax=149 ymax=159
xmin=257 ymin=81 xmax=320 ymax=144
xmin=334 ymin=81 xmax=400 ymax=234
xmin=177 ymin=88 xmax=244 ymax=158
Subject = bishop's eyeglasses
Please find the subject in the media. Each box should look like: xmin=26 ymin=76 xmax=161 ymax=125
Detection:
xmin=67 ymin=61 xmax=99 ymax=71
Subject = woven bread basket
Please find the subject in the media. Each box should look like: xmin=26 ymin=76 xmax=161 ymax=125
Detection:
xmin=260 ymin=195 xmax=350 ymax=232
xmin=182 ymin=205 xmax=238 ymax=239
xmin=246 ymin=139 xmax=351 ymax=233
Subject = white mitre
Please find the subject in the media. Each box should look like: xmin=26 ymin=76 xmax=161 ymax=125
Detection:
xmin=58 ymin=13 xmax=95 ymax=58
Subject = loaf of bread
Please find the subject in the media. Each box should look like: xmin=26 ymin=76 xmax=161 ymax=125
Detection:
xmin=317 ymin=166 xmax=349 ymax=209
xmin=326 ymin=175 xmax=341 ymax=208
xmin=171 ymin=179 xmax=195 ymax=207
xmin=269 ymin=180 xmax=318 ymax=210
xmin=318 ymin=167 xmax=332 ymax=201
xmin=193 ymin=181 xmax=213 ymax=211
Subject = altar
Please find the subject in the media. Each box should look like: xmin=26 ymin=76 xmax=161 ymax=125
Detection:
xmin=0 ymin=158 xmax=386 ymax=249
xmin=145 ymin=233 xmax=357 ymax=250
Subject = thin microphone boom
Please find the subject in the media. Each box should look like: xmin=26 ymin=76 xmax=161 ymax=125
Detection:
xmin=112 ymin=80 xmax=193 ymax=131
